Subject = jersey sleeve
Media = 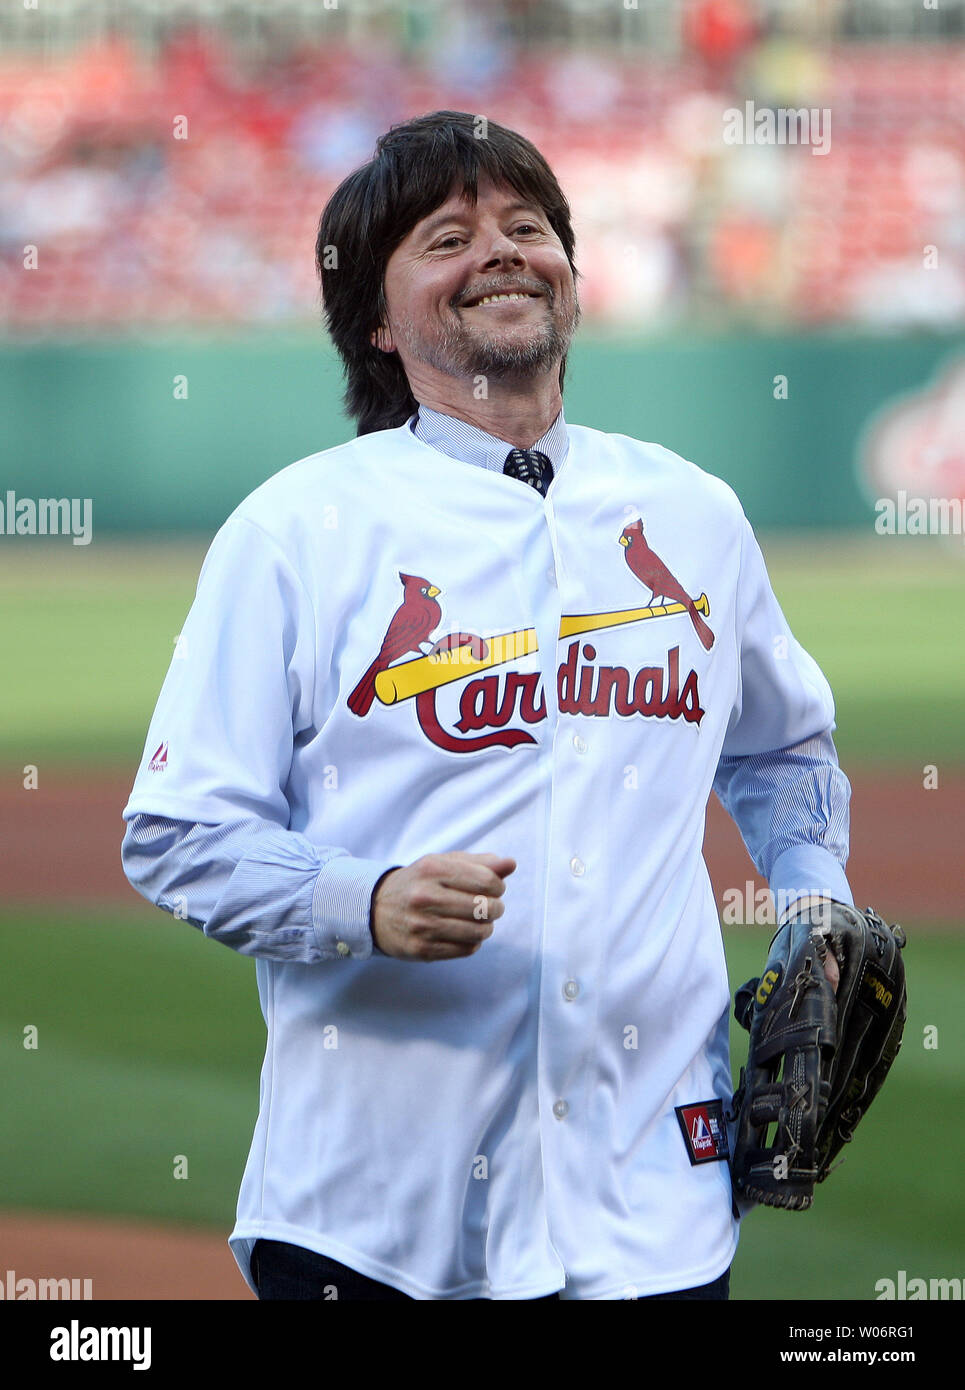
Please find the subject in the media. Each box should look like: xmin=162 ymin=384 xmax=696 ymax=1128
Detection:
xmin=713 ymin=515 xmax=854 ymax=912
xmin=718 ymin=515 xmax=838 ymax=758
xmin=121 ymin=813 xmax=398 ymax=962
xmin=124 ymin=514 xmax=314 ymax=824
xmin=121 ymin=516 xmax=398 ymax=960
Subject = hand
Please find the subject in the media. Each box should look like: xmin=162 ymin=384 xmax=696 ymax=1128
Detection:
xmin=783 ymin=894 xmax=840 ymax=993
xmin=822 ymin=946 xmax=840 ymax=993
xmin=370 ymin=852 xmax=516 ymax=962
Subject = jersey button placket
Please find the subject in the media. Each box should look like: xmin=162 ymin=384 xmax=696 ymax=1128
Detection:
xmin=542 ymin=847 xmax=590 ymax=1138
xmin=538 ymin=523 xmax=593 ymax=1228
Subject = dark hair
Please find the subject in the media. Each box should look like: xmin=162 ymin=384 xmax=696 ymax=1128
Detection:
xmin=316 ymin=111 xmax=579 ymax=436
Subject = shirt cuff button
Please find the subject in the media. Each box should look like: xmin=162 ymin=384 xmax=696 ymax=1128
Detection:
xmin=335 ymin=941 xmax=351 ymax=957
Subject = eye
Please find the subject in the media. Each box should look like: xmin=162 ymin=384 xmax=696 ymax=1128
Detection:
xmin=512 ymin=223 xmax=540 ymax=236
xmin=434 ymin=235 xmax=464 ymax=249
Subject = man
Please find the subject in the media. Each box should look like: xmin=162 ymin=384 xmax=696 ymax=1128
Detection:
xmin=122 ymin=111 xmax=851 ymax=1301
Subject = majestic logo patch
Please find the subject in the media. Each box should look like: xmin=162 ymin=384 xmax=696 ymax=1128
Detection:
xmin=675 ymin=1100 xmax=730 ymax=1166
xmin=148 ymin=741 xmax=168 ymax=772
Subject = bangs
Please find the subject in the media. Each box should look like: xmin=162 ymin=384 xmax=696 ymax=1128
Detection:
xmin=368 ymin=116 xmax=571 ymax=261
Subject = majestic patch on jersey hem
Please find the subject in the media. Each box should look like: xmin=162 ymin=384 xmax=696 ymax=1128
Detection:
xmin=675 ymin=1100 xmax=729 ymax=1165
xmin=148 ymin=741 xmax=169 ymax=772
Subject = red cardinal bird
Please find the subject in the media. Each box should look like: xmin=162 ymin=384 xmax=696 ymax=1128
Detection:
xmin=619 ymin=518 xmax=714 ymax=651
xmin=347 ymin=573 xmax=442 ymax=717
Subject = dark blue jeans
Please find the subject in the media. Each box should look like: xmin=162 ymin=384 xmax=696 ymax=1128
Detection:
xmin=251 ymin=1239 xmax=730 ymax=1301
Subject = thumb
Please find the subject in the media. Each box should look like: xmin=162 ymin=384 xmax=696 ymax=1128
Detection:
xmin=476 ymin=853 xmax=517 ymax=878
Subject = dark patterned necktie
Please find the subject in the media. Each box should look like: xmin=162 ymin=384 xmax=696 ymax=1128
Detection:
xmin=503 ymin=447 xmax=554 ymax=497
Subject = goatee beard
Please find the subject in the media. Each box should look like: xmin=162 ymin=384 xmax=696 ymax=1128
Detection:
xmin=459 ymin=320 xmax=573 ymax=377
xmin=404 ymin=295 xmax=581 ymax=381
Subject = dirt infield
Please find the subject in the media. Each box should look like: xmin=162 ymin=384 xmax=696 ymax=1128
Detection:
xmin=0 ymin=1209 xmax=254 ymax=1300
xmin=0 ymin=768 xmax=959 ymax=923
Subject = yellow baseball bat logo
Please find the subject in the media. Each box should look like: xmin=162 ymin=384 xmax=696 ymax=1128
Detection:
xmin=559 ymin=594 xmax=710 ymax=640
xmin=373 ymin=595 xmax=711 ymax=706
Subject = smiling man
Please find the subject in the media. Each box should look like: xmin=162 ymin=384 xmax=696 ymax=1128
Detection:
xmin=369 ymin=174 xmax=580 ymax=448
xmin=122 ymin=111 xmax=853 ymax=1301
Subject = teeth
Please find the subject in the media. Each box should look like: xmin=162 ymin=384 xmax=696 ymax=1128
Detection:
xmin=473 ymin=293 xmax=531 ymax=306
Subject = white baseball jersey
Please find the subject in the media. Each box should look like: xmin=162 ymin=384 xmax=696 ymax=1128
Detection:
xmin=123 ymin=418 xmax=848 ymax=1300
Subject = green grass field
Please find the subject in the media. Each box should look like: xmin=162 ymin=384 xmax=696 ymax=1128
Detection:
xmin=1 ymin=907 xmax=959 ymax=1300
xmin=0 ymin=533 xmax=963 ymax=768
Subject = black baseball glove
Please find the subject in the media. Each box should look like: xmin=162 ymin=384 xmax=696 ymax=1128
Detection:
xmin=729 ymin=899 xmax=907 ymax=1210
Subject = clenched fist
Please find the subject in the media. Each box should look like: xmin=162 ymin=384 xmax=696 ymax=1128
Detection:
xmin=370 ymin=852 xmax=516 ymax=962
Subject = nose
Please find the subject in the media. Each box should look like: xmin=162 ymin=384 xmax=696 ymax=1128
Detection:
xmin=479 ymin=230 xmax=525 ymax=270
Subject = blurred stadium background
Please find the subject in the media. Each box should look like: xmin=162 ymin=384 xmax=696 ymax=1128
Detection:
xmin=1 ymin=0 xmax=963 ymax=1302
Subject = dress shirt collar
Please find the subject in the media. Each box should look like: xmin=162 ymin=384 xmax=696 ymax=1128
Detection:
xmin=408 ymin=403 xmax=570 ymax=478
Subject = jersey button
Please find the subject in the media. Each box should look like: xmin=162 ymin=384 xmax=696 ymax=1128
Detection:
xmin=569 ymin=856 xmax=585 ymax=877
xmin=546 ymin=567 xmax=557 ymax=585
xmin=572 ymin=734 xmax=587 ymax=754
xmin=563 ymin=979 xmax=580 ymax=1001
xmin=553 ymin=1099 xmax=569 ymax=1120
xmin=335 ymin=941 xmax=351 ymax=957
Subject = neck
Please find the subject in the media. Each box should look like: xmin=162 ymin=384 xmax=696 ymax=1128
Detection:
xmin=411 ymin=373 xmax=563 ymax=450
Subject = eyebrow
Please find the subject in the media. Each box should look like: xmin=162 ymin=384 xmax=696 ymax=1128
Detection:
xmin=415 ymin=201 xmax=545 ymax=243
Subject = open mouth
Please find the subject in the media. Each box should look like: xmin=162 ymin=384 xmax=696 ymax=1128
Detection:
xmin=462 ymin=291 xmax=543 ymax=308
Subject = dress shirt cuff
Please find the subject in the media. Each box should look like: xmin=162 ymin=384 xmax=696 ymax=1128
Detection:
xmin=768 ymin=844 xmax=854 ymax=925
xmin=311 ymin=856 xmax=401 ymax=960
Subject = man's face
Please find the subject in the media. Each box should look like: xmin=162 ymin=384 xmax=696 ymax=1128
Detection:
xmin=374 ymin=175 xmax=580 ymax=383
